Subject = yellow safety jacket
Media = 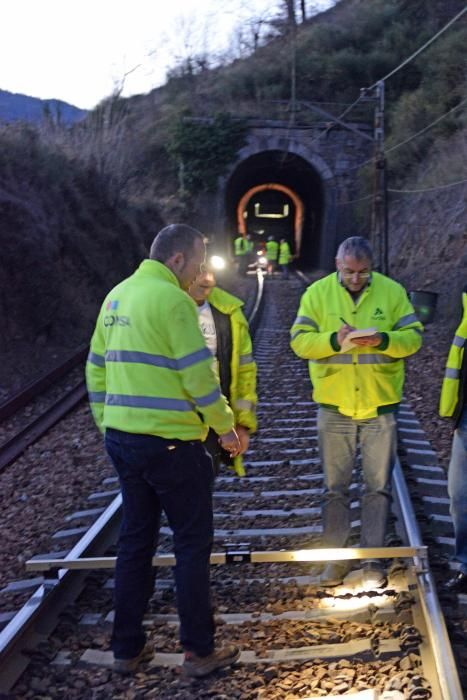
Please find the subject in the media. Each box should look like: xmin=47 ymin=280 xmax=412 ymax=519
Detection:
xmin=86 ymin=260 xmax=234 ymax=441
xmin=245 ymin=239 xmax=254 ymax=254
xmin=208 ymin=287 xmax=257 ymax=476
xmin=439 ymin=287 xmax=467 ymax=424
xmin=290 ymin=271 xmax=423 ymax=419
xmin=278 ymin=241 xmax=292 ymax=265
xmin=265 ymin=240 xmax=279 ymax=262
xmin=234 ymin=236 xmax=246 ymax=256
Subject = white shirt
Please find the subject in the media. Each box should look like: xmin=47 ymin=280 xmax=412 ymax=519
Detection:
xmin=197 ymin=301 xmax=217 ymax=359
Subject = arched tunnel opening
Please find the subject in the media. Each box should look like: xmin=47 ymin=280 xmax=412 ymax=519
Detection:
xmin=225 ymin=150 xmax=324 ymax=269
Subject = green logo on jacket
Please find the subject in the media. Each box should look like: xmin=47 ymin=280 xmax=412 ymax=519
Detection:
xmin=372 ymin=307 xmax=385 ymax=320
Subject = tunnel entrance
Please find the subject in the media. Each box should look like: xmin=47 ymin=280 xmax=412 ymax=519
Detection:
xmin=225 ymin=150 xmax=324 ymax=268
xmin=237 ymin=184 xmax=304 ymax=257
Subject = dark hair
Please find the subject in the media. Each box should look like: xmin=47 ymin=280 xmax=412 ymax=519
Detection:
xmin=149 ymin=224 xmax=204 ymax=262
xmin=336 ymin=236 xmax=373 ymax=264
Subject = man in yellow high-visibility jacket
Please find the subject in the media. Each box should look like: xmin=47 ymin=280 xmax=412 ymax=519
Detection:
xmin=233 ymin=234 xmax=248 ymax=276
xmin=439 ymin=284 xmax=467 ymax=593
xmin=265 ymin=236 xmax=279 ymax=276
xmin=86 ymin=224 xmax=241 ymax=677
xmin=189 ymin=268 xmax=257 ymax=476
xmin=278 ymin=238 xmax=292 ymax=279
xmin=290 ymin=236 xmax=423 ymax=588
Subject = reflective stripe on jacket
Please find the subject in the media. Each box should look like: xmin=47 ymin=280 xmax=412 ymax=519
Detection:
xmin=86 ymin=260 xmax=234 ymax=440
xmin=265 ymin=240 xmax=279 ymax=261
xmin=278 ymin=241 xmax=291 ymax=265
xmin=208 ymin=287 xmax=257 ymax=476
xmin=439 ymin=289 xmax=467 ymax=423
xmin=290 ymin=271 xmax=423 ymax=419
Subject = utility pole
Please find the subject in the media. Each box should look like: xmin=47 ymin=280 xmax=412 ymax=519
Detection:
xmin=370 ymin=80 xmax=388 ymax=274
xmin=287 ymin=0 xmax=297 ymax=126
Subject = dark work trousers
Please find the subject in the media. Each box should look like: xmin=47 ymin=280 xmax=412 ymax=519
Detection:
xmin=105 ymin=428 xmax=215 ymax=659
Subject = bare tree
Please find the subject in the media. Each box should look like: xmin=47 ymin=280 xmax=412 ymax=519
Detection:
xmin=285 ymin=0 xmax=297 ymax=26
xmin=227 ymin=10 xmax=279 ymax=59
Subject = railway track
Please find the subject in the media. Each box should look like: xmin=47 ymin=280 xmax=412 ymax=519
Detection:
xmin=1 ymin=270 xmax=464 ymax=698
xmin=0 ymin=346 xmax=88 ymax=471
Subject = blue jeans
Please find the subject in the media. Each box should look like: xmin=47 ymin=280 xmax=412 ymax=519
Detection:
xmin=447 ymin=407 xmax=467 ymax=574
xmin=318 ymin=408 xmax=396 ymax=550
xmin=105 ymin=429 xmax=215 ymax=659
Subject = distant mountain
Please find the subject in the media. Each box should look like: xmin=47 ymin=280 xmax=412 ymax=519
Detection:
xmin=0 ymin=89 xmax=87 ymax=125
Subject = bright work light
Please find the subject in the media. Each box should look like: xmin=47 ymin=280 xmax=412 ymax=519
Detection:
xmin=210 ymin=255 xmax=226 ymax=270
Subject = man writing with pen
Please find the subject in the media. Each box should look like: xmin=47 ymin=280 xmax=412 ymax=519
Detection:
xmin=290 ymin=237 xmax=423 ymax=587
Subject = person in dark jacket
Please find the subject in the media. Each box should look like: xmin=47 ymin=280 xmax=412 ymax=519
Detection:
xmin=189 ymin=268 xmax=257 ymax=476
xmin=439 ymin=284 xmax=467 ymax=593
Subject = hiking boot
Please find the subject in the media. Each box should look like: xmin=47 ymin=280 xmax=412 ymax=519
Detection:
xmin=113 ymin=645 xmax=153 ymax=674
xmin=181 ymin=645 xmax=240 ymax=677
xmin=319 ymin=562 xmax=351 ymax=587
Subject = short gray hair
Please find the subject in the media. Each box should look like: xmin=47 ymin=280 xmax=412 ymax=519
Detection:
xmin=336 ymin=236 xmax=373 ymax=264
xmin=150 ymin=224 xmax=204 ymax=262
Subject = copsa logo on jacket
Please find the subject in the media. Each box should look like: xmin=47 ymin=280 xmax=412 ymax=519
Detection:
xmin=104 ymin=300 xmax=130 ymax=327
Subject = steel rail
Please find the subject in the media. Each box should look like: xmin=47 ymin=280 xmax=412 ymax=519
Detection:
xmin=0 ymin=271 xmax=264 ymax=693
xmin=0 ymin=496 xmax=122 ymax=692
xmin=0 ymin=345 xmax=88 ymax=422
xmin=0 ymin=381 xmax=88 ymax=471
xmin=393 ymin=460 xmax=463 ymax=699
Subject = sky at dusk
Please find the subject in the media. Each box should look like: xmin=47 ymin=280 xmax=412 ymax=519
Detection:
xmin=0 ymin=0 xmax=334 ymax=109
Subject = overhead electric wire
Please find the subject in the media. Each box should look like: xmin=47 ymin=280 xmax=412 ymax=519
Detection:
xmin=337 ymin=92 xmax=467 ymax=176
xmin=388 ymin=177 xmax=467 ymax=194
xmin=386 ymin=94 xmax=467 ymax=153
xmin=302 ymin=94 xmax=365 ymax=148
xmin=336 ymin=192 xmax=374 ymax=206
xmin=336 ymin=175 xmax=467 ymax=205
xmin=335 ymin=6 xmax=467 ymax=211
xmin=367 ymin=5 xmax=467 ymax=90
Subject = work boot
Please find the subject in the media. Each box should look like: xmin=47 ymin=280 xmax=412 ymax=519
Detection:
xmin=181 ymin=645 xmax=240 ymax=677
xmin=113 ymin=645 xmax=153 ymax=674
xmin=361 ymin=562 xmax=387 ymax=590
xmin=319 ymin=561 xmax=351 ymax=587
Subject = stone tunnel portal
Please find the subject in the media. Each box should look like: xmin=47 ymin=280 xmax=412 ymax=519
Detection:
xmin=225 ymin=150 xmax=324 ymax=268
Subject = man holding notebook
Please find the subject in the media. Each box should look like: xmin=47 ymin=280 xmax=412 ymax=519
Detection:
xmin=290 ymin=236 xmax=423 ymax=587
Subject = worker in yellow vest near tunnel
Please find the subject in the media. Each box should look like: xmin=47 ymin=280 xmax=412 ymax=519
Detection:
xmin=439 ymin=284 xmax=467 ymax=593
xmin=189 ymin=265 xmax=257 ymax=477
xmin=278 ymin=238 xmax=292 ymax=279
xmin=233 ymin=234 xmax=248 ymax=276
xmin=265 ymin=236 xmax=279 ymax=276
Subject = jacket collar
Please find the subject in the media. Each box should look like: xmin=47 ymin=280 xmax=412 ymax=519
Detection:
xmin=208 ymin=286 xmax=243 ymax=314
xmin=137 ymin=259 xmax=180 ymax=288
